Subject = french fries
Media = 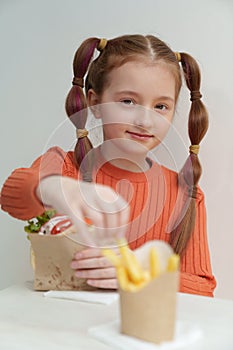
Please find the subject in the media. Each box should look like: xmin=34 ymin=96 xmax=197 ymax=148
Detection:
xmin=149 ymin=247 xmax=160 ymax=278
xmin=167 ymin=254 xmax=180 ymax=272
xmin=119 ymin=244 xmax=144 ymax=284
xmin=102 ymin=240 xmax=180 ymax=292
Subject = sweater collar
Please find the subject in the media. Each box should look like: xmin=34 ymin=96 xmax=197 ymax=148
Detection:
xmin=93 ymin=147 xmax=162 ymax=183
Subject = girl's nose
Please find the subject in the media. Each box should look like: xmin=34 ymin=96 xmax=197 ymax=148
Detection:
xmin=134 ymin=106 xmax=155 ymax=129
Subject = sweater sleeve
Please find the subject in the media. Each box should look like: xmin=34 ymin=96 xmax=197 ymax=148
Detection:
xmin=179 ymin=188 xmax=217 ymax=297
xmin=0 ymin=147 xmax=74 ymax=220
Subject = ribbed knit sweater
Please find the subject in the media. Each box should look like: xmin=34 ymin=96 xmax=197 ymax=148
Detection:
xmin=0 ymin=146 xmax=216 ymax=296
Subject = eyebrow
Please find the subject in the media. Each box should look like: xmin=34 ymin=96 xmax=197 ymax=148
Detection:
xmin=115 ymin=90 xmax=175 ymax=102
xmin=157 ymin=96 xmax=175 ymax=102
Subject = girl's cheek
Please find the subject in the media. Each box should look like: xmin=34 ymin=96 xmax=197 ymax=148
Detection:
xmin=154 ymin=114 xmax=172 ymax=139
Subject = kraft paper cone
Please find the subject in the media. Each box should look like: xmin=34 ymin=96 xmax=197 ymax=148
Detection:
xmin=29 ymin=228 xmax=96 ymax=291
xmin=119 ymin=271 xmax=179 ymax=344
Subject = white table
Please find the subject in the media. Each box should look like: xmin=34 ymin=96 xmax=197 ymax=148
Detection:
xmin=0 ymin=282 xmax=232 ymax=350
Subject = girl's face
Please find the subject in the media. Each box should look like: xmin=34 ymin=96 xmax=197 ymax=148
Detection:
xmin=88 ymin=60 xmax=176 ymax=167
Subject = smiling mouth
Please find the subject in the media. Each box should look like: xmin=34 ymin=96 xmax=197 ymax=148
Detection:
xmin=126 ymin=131 xmax=154 ymax=138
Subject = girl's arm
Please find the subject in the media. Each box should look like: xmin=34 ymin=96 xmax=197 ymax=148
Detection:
xmin=1 ymin=146 xmax=129 ymax=246
xmin=0 ymin=147 xmax=69 ymax=220
xmin=179 ymin=189 xmax=217 ymax=297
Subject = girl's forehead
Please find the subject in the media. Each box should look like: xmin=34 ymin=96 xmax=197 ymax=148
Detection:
xmin=108 ymin=60 xmax=176 ymax=85
xmin=113 ymin=58 xmax=163 ymax=69
xmin=109 ymin=59 xmax=175 ymax=78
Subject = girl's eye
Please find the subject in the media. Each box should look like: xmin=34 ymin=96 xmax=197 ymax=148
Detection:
xmin=155 ymin=104 xmax=167 ymax=111
xmin=121 ymin=99 xmax=134 ymax=105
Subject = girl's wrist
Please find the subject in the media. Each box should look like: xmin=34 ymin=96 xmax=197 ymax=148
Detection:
xmin=36 ymin=175 xmax=61 ymax=207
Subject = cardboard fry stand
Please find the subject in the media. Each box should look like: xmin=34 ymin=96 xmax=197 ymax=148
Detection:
xmin=119 ymin=271 xmax=179 ymax=344
xmin=118 ymin=240 xmax=180 ymax=344
xmin=29 ymin=228 xmax=96 ymax=291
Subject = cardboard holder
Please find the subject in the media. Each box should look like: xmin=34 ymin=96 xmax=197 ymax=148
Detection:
xmin=119 ymin=271 xmax=179 ymax=344
xmin=29 ymin=228 xmax=96 ymax=291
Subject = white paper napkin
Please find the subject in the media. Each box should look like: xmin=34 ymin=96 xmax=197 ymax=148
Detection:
xmin=43 ymin=290 xmax=118 ymax=305
xmin=88 ymin=320 xmax=203 ymax=349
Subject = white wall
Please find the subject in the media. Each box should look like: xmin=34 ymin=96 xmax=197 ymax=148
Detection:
xmin=0 ymin=0 xmax=232 ymax=299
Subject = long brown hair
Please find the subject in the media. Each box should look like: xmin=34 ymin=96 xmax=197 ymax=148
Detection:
xmin=65 ymin=34 xmax=209 ymax=255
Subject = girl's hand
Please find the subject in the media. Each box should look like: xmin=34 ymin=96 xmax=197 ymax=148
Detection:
xmin=70 ymin=248 xmax=118 ymax=289
xmin=36 ymin=176 xmax=129 ymax=247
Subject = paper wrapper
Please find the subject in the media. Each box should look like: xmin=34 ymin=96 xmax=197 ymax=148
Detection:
xmin=29 ymin=228 xmax=96 ymax=291
xmin=119 ymin=241 xmax=179 ymax=344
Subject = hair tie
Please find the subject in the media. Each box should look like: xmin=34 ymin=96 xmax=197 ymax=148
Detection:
xmin=97 ymin=38 xmax=108 ymax=51
xmin=72 ymin=77 xmax=84 ymax=88
xmin=76 ymin=129 xmax=88 ymax=139
xmin=188 ymin=186 xmax=198 ymax=199
xmin=174 ymin=52 xmax=181 ymax=62
xmin=190 ymin=90 xmax=202 ymax=102
xmin=189 ymin=144 xmax=200 ymax=155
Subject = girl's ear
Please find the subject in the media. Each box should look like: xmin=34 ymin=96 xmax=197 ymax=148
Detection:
xmin=87 ymin=89 xmax=101 ymax=118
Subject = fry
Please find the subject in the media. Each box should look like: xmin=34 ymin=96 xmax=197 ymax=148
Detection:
xmin=102 ymin=249 xmax=121 ymax=267
xmin=149 ymin=247 xmax=160 ymax=278
xmin=116 ymin=265 xmax=129 ymax=290
xmin=167 ymin=254 xmax=180 ymax=272
xmin=143 ymin=270 xmax=151 ymax=282
xmin=119 ymin=244 xmax=144 ymax=283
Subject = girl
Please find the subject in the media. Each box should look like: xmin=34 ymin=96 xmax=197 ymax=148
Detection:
xmin=0 ymin=34 xmax=216 ymax=296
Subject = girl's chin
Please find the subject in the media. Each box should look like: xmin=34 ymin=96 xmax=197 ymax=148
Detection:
xmin=101 ymin=138 xmax=157 ymax=158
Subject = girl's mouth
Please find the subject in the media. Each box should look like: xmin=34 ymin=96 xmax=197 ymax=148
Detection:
xmin=126 ymin=131 xmax=154 ymax=140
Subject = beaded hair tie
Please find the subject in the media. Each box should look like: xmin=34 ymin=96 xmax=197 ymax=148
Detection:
xmin=72 ymin=77 xmax=84 ymax=88
xmin=190 ymin=91 xmax=202 ymax=102
xmin=174 ymin=52 xmax=181 ymax=62
xmin=97 ymin=38 xmax=108 ymax=51
xmin=189 ymin=144 xmax=200 ymax=155
xmin=76 ymin=129 xmax=88 ymax=139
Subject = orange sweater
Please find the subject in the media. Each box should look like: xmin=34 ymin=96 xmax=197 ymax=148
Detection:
xmin=0 ymin=146 xmax=216 ymax=296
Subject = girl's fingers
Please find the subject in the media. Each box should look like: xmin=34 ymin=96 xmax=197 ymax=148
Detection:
xmin=98 ymin=193 xmax=129 ymax=231
xmin=83 ymin=184 xmax=129 ymax=229
xmin=70 ymin=248 xmax=120 ymax=290
xmin=72 ymin=247 xmax=119 ymax=262
xmin=73 ymin=248 xmax=102 ymax=260
xmin=71 ymin=256 xmax=113 ymax=269
xmin=86 ymin=278 xmax=118 ymax=289
xmin=68 ymin=213 xmax=96 ymax=246
xmin=74 ymin=267 xmax=116 ymax=279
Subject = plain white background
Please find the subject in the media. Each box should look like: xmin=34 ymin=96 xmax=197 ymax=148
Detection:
xmin=0 ymin=0 xmax=232 ymax=299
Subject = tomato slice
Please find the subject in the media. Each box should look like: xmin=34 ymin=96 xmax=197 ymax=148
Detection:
xmin=51 ymin=219 xmax=73 ymax=235
xmin=84 ymin=217 xmax=93 ymax=226
xmin=40 ymin=215 xmax=93 ymax=235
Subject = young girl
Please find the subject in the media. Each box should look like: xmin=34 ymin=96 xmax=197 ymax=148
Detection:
xmin=0 ymin=34 xmax=216 ymax=296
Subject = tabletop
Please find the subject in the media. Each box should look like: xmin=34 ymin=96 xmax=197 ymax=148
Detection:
xmin=0 ymin=281 xmax=233 ymax=350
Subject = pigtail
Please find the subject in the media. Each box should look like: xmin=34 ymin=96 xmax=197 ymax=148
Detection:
xmin=169 ymin=53 xmax=209 ymax=256
xmin=65 ymin=37 xmax=101 ymax=181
